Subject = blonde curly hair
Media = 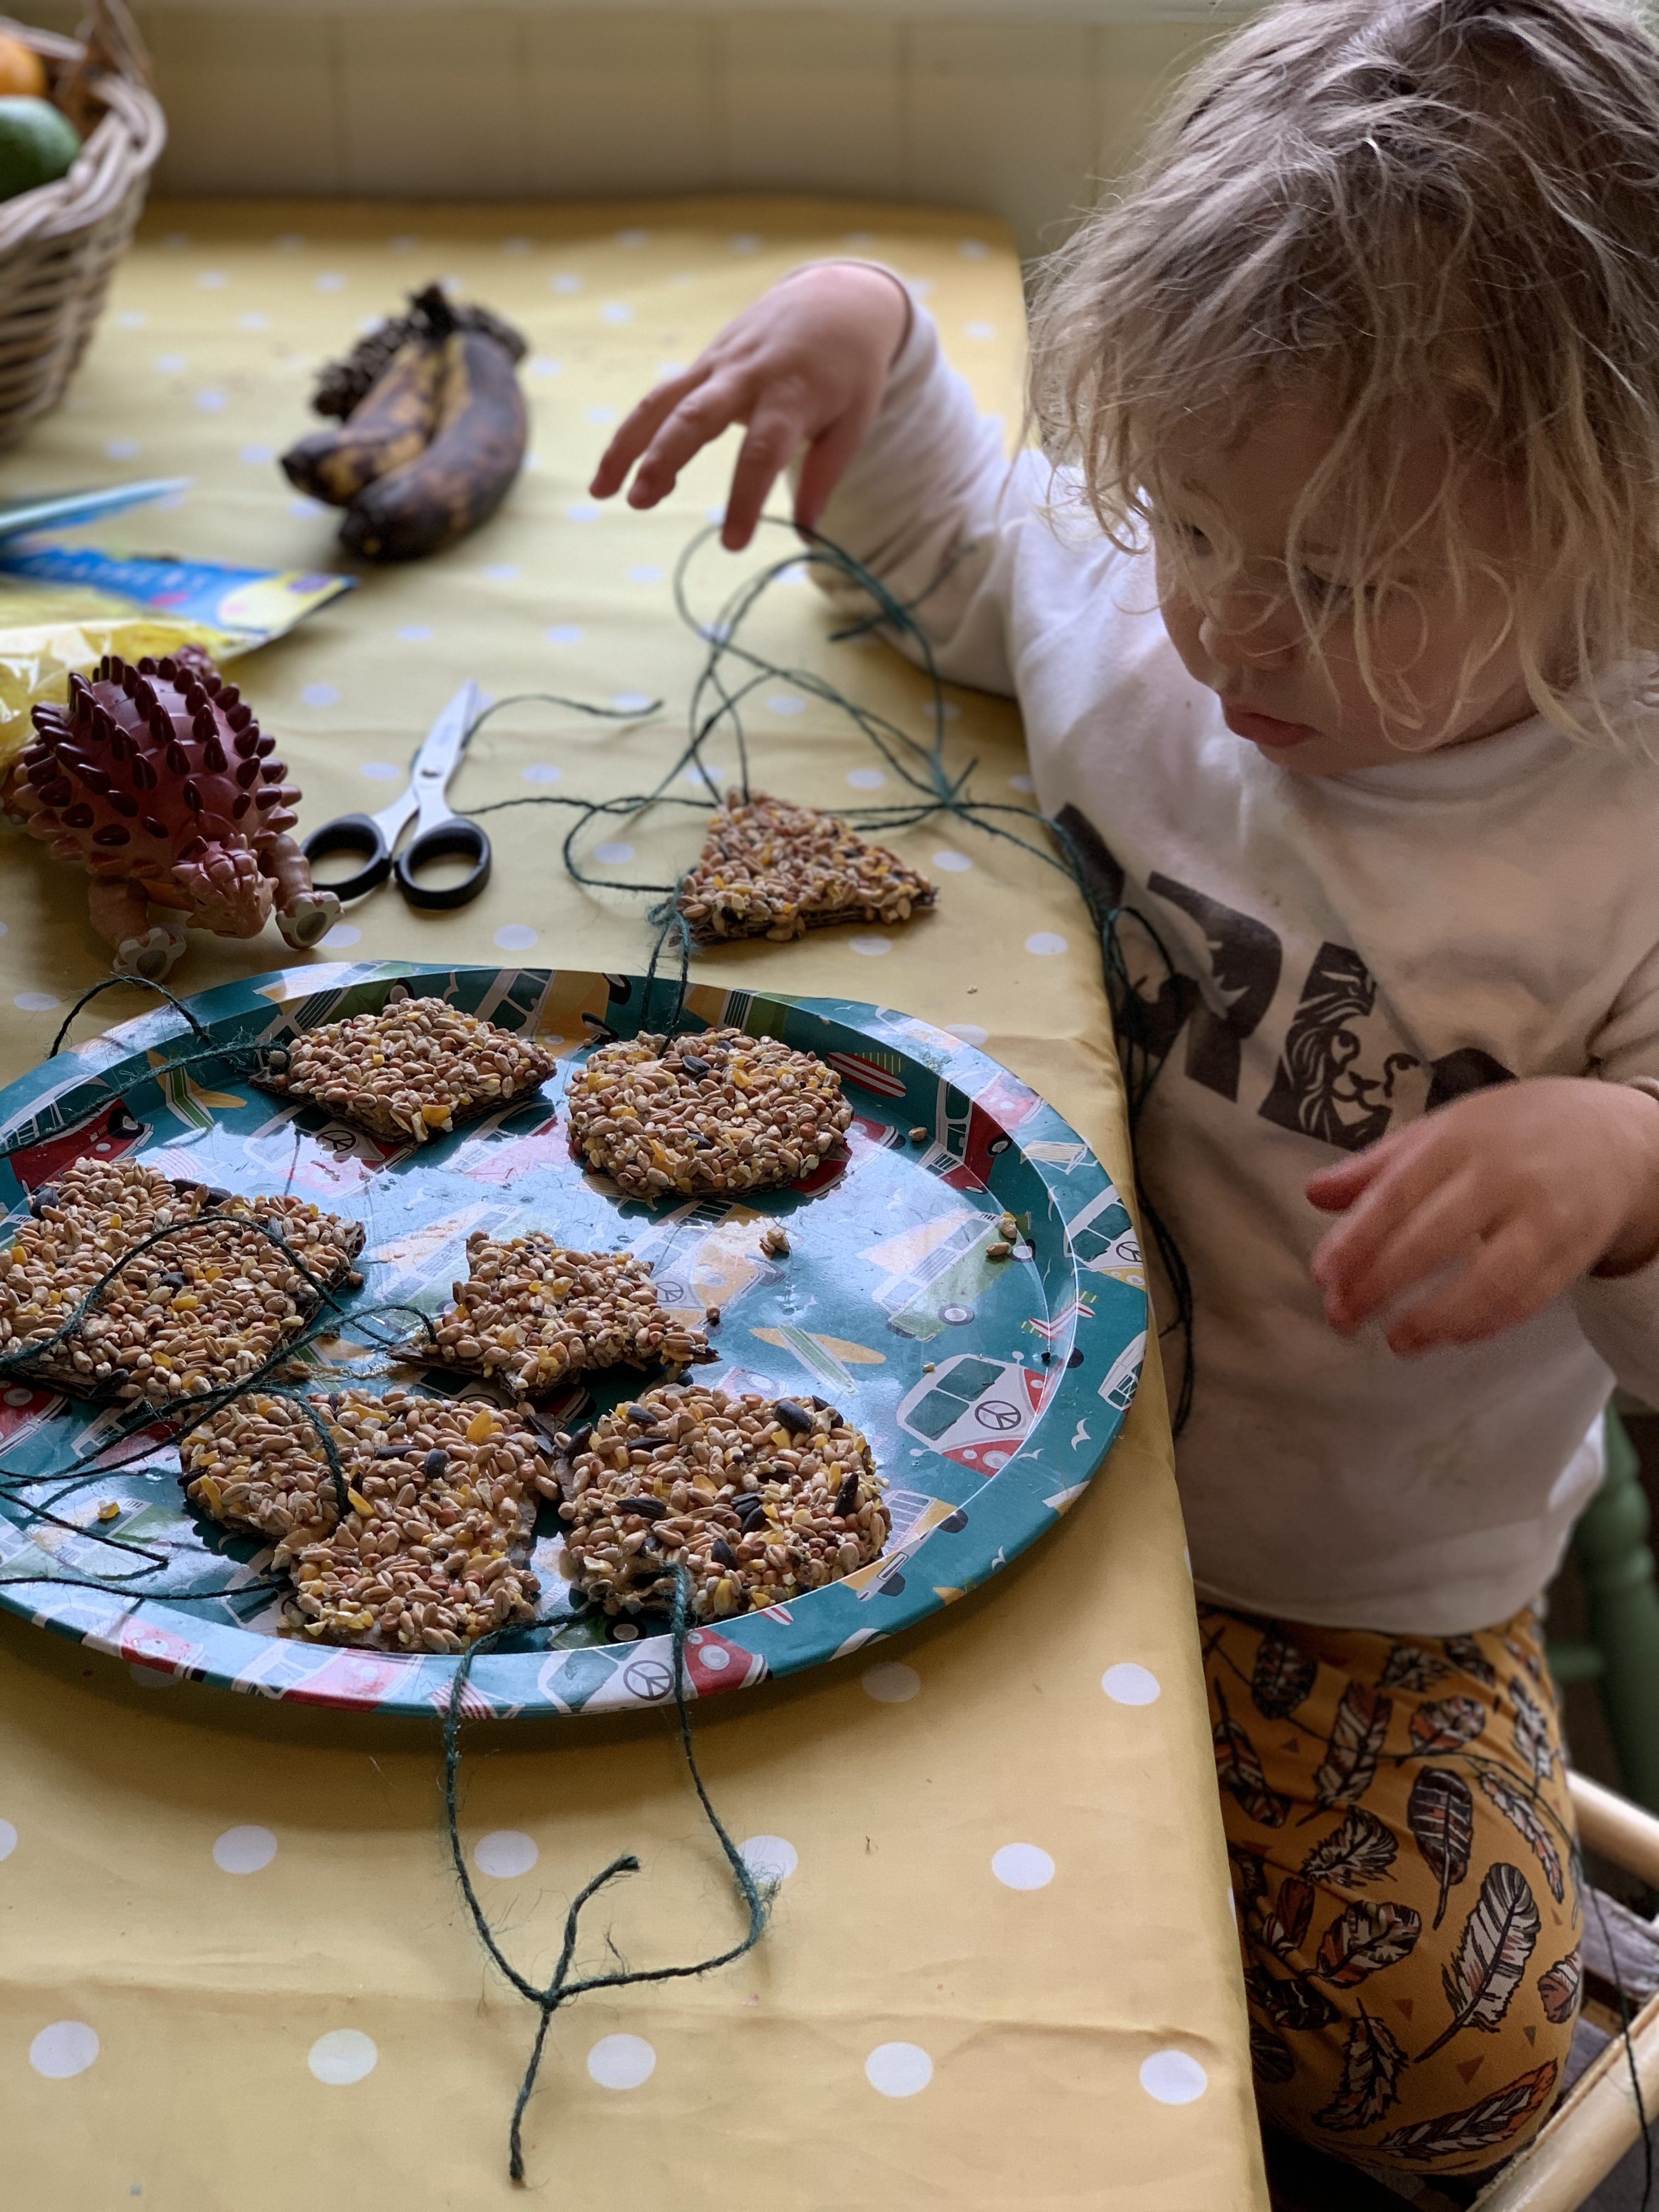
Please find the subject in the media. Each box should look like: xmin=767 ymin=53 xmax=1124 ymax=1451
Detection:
xmin=1028 ymin=0 xmax=1659 ymax=741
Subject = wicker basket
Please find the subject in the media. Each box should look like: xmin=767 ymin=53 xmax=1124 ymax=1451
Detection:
xmin=0 ymin=1 xmax=163 ymax=448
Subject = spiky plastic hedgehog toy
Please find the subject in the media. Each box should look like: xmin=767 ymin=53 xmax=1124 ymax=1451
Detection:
xmin=1 ymin=648 xmax=339 ymax=980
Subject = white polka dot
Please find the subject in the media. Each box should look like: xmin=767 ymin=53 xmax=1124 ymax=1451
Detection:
xmin=959 ymin=239 xmax=990 ymax=259
xmin=104 ymin=438 xmax=140 ymax=461
xmin=845 ymin=231 xmax=877 ymax=248
xmin=588 ymin=405 xmax=620 ymax=428
xmin=684 ymin=763 xmax=726 ymax=787
xmin=931 ymin=850 xmax=972 ymax=873
xmin=588 ymin=2033 xmax=655 ymax=2090
xmin=482 ymin=563 xmax=520 ymax=584
xmin=397 ymin=623 xmax=432 ymax=643
xmin=128 ymin=1662 xmax=175 ymax=1689
xmin=161 ymin=232 xmax=190 ymax=251
xmin=0 ymin=922 xmax=7 ymax=940
xmin=546 ymin=623 xmax=582 ymax=645
xmin=522 ymin=763 xmax=562 ymax=784
xmin=765 ymin=693 xmax=805 ymax=715
xmin=616 ymin=227 xmax=650 ymax=249
xmin=0 ymin=1818 xmax=15 ymax=1861
xmin=289 ymin=496 xmax=326 ymax=519
xmin=846 ymin=766 xmax=886 ymax=791
xmin=739 ymin=1834 xmax=798 ymax=1883
xmin=1140 ymin=2050 xmax=1207 ymax=2105
xmin=938 ymin=699 xmax=962 ymax=720
xmin=730 ymin=233 xmax=763 ymax=255
xmin=865 ymin=2042 xmax=932 ymax=2097
xmin=308 ymin=2029 xmax=376 ymax=2085
xmin=1025 ymin=932 xmax=1068 ymax=957
xmin=30 ymin=2021 xmax=98 ymax=2079
xmin=991 ymin=1843 xmax=1054 ymax=1891
xmin=861 ymin=1661 xmax=919 ymax=1703
xmin=706 ymin=504 xmax=726 ymax=526
xmin=501 ymin=234 xmax=533 ymax=255
xmin=153 ymin=353 xmax=188 ymax=374
xmin=197 ymin=269 xmax=228 ymax=290
xmin=213 ymin=1824 xmax=277 ymax=1874
xmin=594 ymin=842 xmax=634 ymax=865
xmin=600 ymin=301 xmax=633 ymax=324
xmin=273 ymin=232 xmax=304 ymax=251
xmin=239 ymin=442 xmax=274 ymax=465
xmin=360 ymin=761 xmax=401 ymax=781
xmin=946 ymin=1023 xmax=988 ymax=1047
xmin=531 ymin=356 xmax=562 ymax=379
xmin=551 ymin=272 xmax=583 ymax=295
xmin=1009 ymin=772 xmax=1035 ymax=793
xmin=657 ymin=359 xmax=687 ymax=378
xmin=14 ymin=992 xmax=58 ymax=1013
xmin=849 ymin=934 xmax=891 ymax=957
xmin=566 ymin=500 xmax=600 ymax=524
xmin=238 ymin=312 xmax=269 ymax=332
xmin=314 ymin=272 xmax=347 ymax=292
xmin=320 ymin=926 xmax=360 ymax=950
xmin=387 ymin=234 xmax=419 ymax=253
xmin=611 ymin=692 xmax=653 ymax=714
xmin=628 ymin=564 xmax=663 ymax=584
xmin=301 ymin=684 xmax=338 ymax=709
xmin=908 ymin=278 xmax=935 ymax=300
xmin=965 ymin=321 xmax=997 ymax=343
xmin=473 ymin=1829 xmax=538 ymax=1878
xmin=1102 ymin=1662 xmax=1161 ymax=1706
xmin=494 ymin=924 xmax=539 ymax=952
xmin=114 ymin=310 xmax=146 ymax=330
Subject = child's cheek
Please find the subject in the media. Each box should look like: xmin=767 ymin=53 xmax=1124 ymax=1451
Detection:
xmin=1155 ymin=575 xmax=1212 ymax=686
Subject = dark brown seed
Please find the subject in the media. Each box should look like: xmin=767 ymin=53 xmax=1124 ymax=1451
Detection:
xmin=567 ymin=1423 xmax=594 ymax=1454
xmin=680 ymin=1054 xmax=709 ymax=1077
xmin=775 ymin=1398 xmax=812 ymax=1435
xmin=833 ymin=1471 xmax=861 ymax=1518
xmin=422 ymin=1449 xmax=448 ymax=1479
xmin=374 ymin=1445 xmax=412 ymax=1460
xmin=711 ymin=1537 xmax=739 ymax=1569
xmin=616 ymin=1496 xmax=668 ymax=1520
xmin=623 ymin=1402 xmax=660 ymax=1426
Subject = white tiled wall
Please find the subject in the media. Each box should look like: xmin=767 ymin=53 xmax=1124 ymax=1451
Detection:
xmin=36 ymin=5 xmax=1245 ymax=255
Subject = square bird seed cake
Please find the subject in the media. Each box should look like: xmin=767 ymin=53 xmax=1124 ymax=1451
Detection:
xmin=0 ymin=1156 xmax=363 ymax=1406
xmin=259 ymin=998 xmax=556 ymax=1145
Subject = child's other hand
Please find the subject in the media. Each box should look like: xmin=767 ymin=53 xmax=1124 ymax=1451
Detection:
xmin=1306 ymin=1078 xmax=1659 ymax=1356
xmin=589 ymin=263 xmax=909 ymax=552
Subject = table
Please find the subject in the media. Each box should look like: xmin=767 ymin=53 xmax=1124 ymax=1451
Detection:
xmin=0 ymin=200 xmax=1266 ymax=2211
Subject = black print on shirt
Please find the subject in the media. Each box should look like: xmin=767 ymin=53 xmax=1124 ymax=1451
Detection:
xmin=1055 ymin=803 xmax=1514 ymax=1152
xmin=1257 ymin=942 xmax=1421 ymax=1152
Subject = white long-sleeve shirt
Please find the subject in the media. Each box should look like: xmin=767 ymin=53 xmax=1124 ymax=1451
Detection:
xmin=813 ymin=306 xmax=1659 ymax=1634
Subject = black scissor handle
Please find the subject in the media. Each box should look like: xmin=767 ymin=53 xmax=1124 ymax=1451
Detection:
xmin=394 ymin=818 xmax=493 ymax=910
xmin=302 ymin=814 xmax=394 ymax=904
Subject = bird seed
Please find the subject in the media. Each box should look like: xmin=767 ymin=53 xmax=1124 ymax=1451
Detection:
xmin=257 ymin=997 xmax=556 ymax=1144
xmin=677 ymin=790 xmax=936 ymax=944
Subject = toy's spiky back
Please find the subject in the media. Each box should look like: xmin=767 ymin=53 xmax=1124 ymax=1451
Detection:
xmin=9 ymin=651 xmax=304 ymax=934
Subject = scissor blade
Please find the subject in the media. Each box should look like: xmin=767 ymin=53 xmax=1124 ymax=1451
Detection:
xmin=411 ymin=681 xmax=490 ymax=786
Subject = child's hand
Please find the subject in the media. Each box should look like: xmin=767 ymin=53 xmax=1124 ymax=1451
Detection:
xmin=589 ymin=262 xmax=910 ymax=551
xmin=1307 ymin=1078 xmax=1659 ymax=1355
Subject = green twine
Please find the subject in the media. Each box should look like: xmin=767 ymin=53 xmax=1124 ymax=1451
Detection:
xmin=442 ymin=1562 xmax=773 ymax=2184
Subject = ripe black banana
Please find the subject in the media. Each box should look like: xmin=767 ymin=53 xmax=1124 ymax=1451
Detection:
xmin=340 ymin=328 xmax=528 ymax=563
xmin=280 ymin=339 xmax=445 ymax=506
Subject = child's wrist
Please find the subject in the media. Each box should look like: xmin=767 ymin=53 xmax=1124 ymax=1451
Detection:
xmin=1592 ymin=1084 xmax=1659 ymax=1277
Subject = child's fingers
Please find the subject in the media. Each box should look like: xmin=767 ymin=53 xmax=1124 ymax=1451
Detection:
xmin=623 ymin=376 xmax=757 ymax=512
xmin=589 ymin=369 xmax=707 ymax=499
xmin=1304 ymin=1126 xmax=1416 ymax=1211
xmin=722 ymin=404 xmax=810 ymax=549
xmin=1383 ymin=1219 xmax=1579 ymax=1355
xmin=1307 ymin=1128 xmax=1459 ymax=1287
xmin=1314 ymin=1165 xmax=1486 ymax=1331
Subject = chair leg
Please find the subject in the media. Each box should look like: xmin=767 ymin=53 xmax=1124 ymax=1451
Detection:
xmin=1574 ymin=1409 xmax=1659 ymax=1812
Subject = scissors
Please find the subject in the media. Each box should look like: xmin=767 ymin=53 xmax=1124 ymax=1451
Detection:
xmin=303 ymin=681 xmax=493 ymax=911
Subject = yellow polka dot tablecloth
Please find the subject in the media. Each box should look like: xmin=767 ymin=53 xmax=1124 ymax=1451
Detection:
xmin=0 ymin=201 xmax=1265 ymax=2212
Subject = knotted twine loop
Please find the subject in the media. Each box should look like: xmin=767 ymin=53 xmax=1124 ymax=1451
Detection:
xmin=441 ymin=1562 xmax=774 ymax=2184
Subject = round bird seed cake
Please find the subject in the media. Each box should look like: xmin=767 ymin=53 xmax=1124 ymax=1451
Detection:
xmin=677 ymin=789 xmax=936 ymax=944
xmin=258 ymin=997 xmax=556 ymax=1145
xmin=567 ymin=1026 xmax=853 ymax=1199
xmin=412 ymin=1227 xmax=711 ymax=1401
xmin=0 ymin=1156 xmax=363 ymax=1405
xmin=182 ymin=1386 xmax=546 ymax=1651
xmin=541 ymin=1381 xmax=889 ymax=1623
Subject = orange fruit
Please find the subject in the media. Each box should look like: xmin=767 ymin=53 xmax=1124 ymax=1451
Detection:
xmin=0 ymin=38 xmax=47 ymax=101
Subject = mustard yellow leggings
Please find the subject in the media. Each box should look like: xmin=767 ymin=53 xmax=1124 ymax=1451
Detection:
xmin=1202 ymin=1604 xmax=1582 ymax=2179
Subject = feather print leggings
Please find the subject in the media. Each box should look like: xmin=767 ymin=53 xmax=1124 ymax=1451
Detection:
xmin=1202 ymin=1603 xmax=1582 ymax=2178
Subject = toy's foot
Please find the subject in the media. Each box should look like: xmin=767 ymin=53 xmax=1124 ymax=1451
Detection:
xmin=276 ymin=889 xmax=341 ymax=950
xmin=114 ymin=926 xmax=187 ymax=982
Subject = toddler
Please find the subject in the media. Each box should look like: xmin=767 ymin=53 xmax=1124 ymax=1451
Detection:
xmin=596 ymin=0 xmax=1659 ymax=2181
